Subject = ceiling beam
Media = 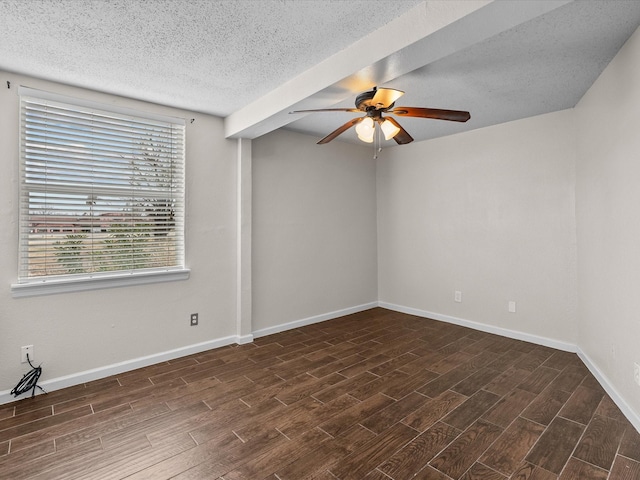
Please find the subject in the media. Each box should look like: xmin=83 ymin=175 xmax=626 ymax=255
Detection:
xmin=224 ymin=0 xmax=572 ymax=140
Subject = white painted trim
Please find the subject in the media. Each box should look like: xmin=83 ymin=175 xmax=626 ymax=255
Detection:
xmin=12 ymin=268 xmax=191 ymax=298
xmin=4 ymin=299 xmax=638 ymax=435
xmin=252 ymin=302 xmax=379 ymax=339
xmin=378 ymin=302 xmax=577 ymax=352
xmin=0 ymin=334 xmax=240 ymax=405
xmin=236 ymin=334 xmax=254 ymax=345
xmin=0 ymin=302 xmax=375 ymax=405
xmin=577 ymin=349 xmax=640 ymax=433
xmin=236 ymin=138 xmax=252 ymax=339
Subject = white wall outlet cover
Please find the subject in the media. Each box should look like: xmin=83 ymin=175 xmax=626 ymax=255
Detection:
xmin=21 ymin=345 xmax=34 ymax=363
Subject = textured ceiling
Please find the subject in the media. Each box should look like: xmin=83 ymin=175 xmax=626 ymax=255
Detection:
xmin=1 ymin=0 xmax=640 ymax=146
xmin=0 ymin=0 xmax=422 ymax=115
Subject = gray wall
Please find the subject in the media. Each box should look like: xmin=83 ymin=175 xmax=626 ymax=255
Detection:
xmin=575 ymin=26 xmax=640 ymax=418
xmin=252 ymin=129 xmax=378 ymax=333
xmin=376 ymin=25 xmax=640 ymax=422
xmin=0 ymin=76 xmax=379 ymax=400
xmin=0 ymin=72 xmax=239 ymax=393
xmin=376 ymin=109 xmax=578 ymax=346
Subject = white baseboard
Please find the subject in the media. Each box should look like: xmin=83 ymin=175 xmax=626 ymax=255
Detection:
xmin=0 ymin=303 xmax=377 ymax=406
xmin=236 ymin=334 xmax=254 ymax=345
xmin=379 ymin=301 xmax=639 ymax=433
xmin=252 ymin=302 xmax=379 ymax=339
xmin=0 ymin=334 xmax=241 ymax=405
xmin=577 ymin=349 xmax=640 ymax=433
xmin=3 ymin=300 xmax=638 ymax=434
xmin=378 ymin=301 xmax=577 ymax=353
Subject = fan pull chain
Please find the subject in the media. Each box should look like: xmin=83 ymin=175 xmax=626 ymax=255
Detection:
xmin=373 ymin=124 xmax=382 ymax=159
xmin=373 ymin=131 xmax=377 ymax=159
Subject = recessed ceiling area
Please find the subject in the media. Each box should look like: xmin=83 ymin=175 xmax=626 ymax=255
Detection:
xmin=1 ymin=0 xmax=639 ymax=145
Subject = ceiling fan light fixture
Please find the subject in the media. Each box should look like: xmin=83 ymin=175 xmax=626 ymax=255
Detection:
xmin=355 ymin=117 xmax=375 ymax=142
xmin=357 ymin=130 xmax=375 ymax=143
xmin=380 ymin=119 xmax=401 ymax=140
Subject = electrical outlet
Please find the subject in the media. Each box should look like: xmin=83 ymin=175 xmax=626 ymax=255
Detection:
xmin=21 ymin=345 xmax=34 ymax=364
xmin=454 ymin=291 xmax=462 ymax=303
xmin=190 ymin=313 xmax=198 ymax=326
xmin=634 ymin=362 xmax=640 ymax=386
xmin=508 ymin=301 xmax=516 ymax=313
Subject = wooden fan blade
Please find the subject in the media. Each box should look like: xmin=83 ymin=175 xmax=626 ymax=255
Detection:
xmin=371 ymin=88 xmax=404 ymax=109
xmin=384 ymin=117 xmax=414 ymax=145
xmin=317 ymin=117 xmax=363 ymax=144
xmin=290 ymin=108 xmax=360 ymax=114
xmin=390 ymin=107 xmax=470 ymax=122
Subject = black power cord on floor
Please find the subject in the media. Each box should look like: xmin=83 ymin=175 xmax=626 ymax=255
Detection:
xmin=11 ymin=354 xmax=47 ymax=398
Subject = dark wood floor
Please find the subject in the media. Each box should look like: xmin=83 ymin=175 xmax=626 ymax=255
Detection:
xmin=1 ymin=308 xmax=639 ymax=479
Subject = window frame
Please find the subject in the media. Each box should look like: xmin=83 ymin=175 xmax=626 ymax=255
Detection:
xmin=12 ymin=87 xmax=189 ymax=298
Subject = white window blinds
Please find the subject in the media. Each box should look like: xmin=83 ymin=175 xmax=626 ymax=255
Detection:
xmin=18 ymin=89 xmax=186 ymax=284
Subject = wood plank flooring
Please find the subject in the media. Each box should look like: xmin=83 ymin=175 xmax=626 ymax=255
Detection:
xmin=1 ymin=307 xmax=639 ymax=479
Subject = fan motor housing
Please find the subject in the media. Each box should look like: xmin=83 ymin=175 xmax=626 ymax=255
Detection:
xmin=355 ymin=89 xmax=377 ymax=110
xmin=355 ymin=89 xmax=396 ymax=112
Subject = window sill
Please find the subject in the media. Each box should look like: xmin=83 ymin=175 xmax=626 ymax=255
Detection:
xmin=11 ymin=268 xmax=191 ymax=298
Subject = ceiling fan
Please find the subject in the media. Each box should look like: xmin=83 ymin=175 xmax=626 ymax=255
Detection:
xmin=290 ymin=86 xmax=470 ymax=145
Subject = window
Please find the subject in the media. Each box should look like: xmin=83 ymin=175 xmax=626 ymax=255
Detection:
xmin=13 ymin=88 xmax=187 ymax=296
